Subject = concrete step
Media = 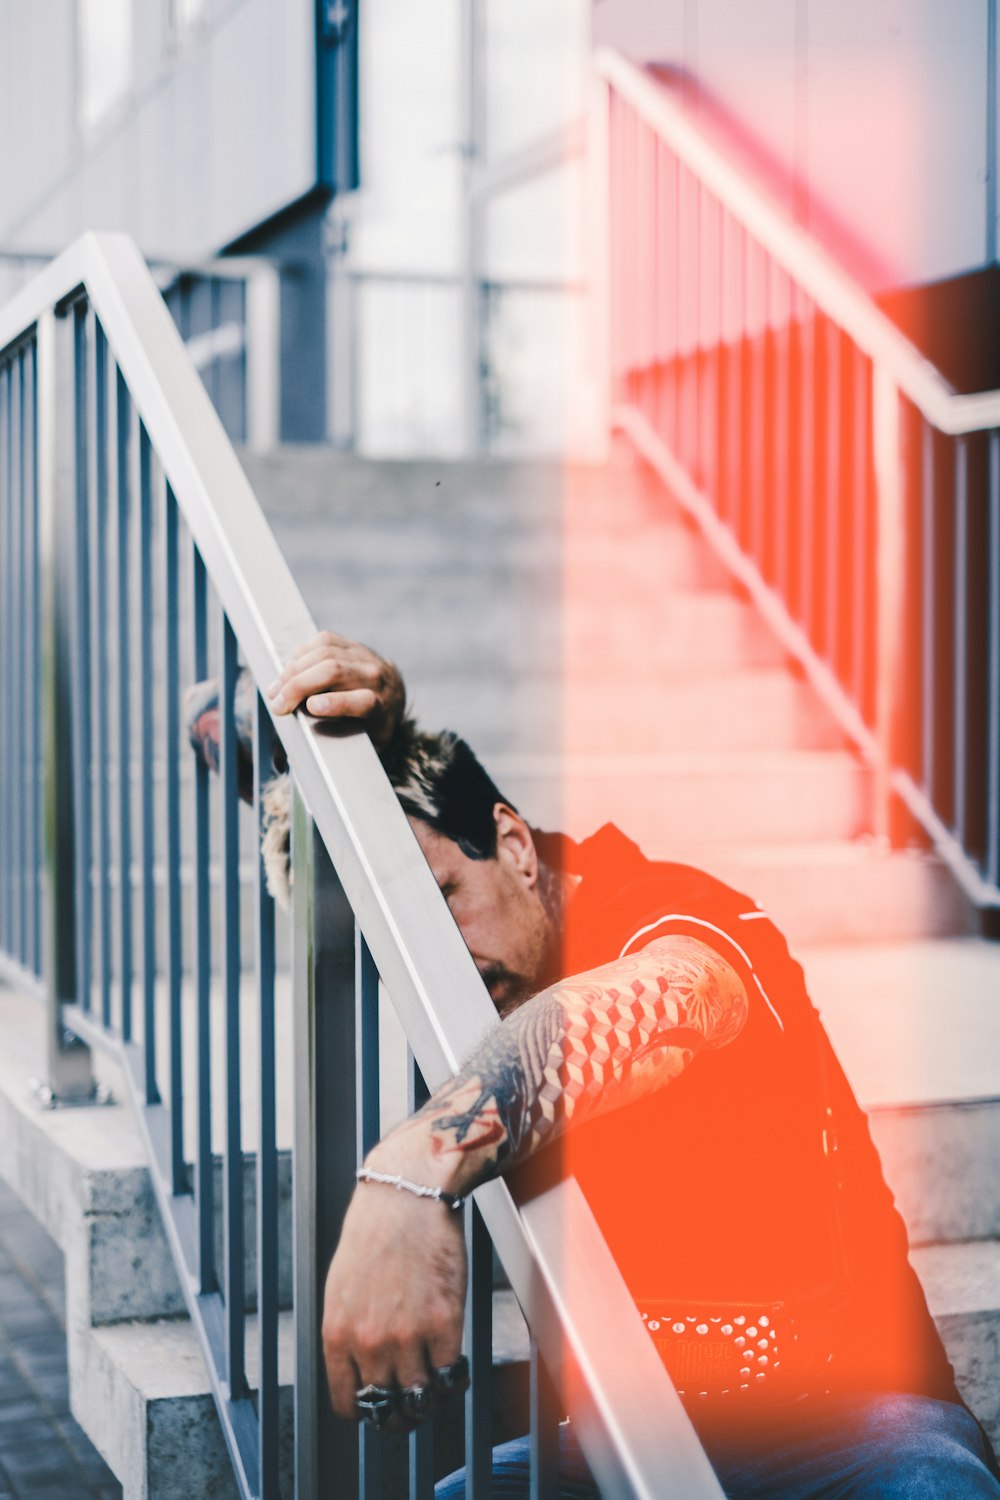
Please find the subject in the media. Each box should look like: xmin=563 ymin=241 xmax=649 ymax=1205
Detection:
xmin=271 ymin=566 xmax=779 ymax=677
xmin=871 ymin=1100 xmax=1000 ymax=1247
xmin=493 ymin=749 xmax=873 ymax=847
xmin=266 ymin=514 xmax=729 ymax=589
xmin=239 ymin=447 xmax=666 ymax=532
xmin=652 ymin=842 xmax=976 ymax=944
xmin=418 ymin=670 xmax=845 ymax=757
xmin=70 ymin=1312 xmax=294 ymax=1500
xmin=804 ymin=938 xmax=1000 ymax=1245
xmin=912 ymin=1241 xmax=1000 ymax=1446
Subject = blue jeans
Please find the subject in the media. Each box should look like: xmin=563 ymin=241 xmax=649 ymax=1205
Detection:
xmin=435 ymin=1395 xmax=1000 ymax=1498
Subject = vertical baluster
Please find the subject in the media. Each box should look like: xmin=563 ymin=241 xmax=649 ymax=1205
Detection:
xmin=771 ymin=267 xmax=791 ymax=594
xmin=635 ymin=118 xmax=655 ymax=395
xmin=823 ymin=323 xmax=842 ymax=672
xmin=619 ymin=103 xmax=637 ymax=384
xmin=987 ymin=431 xmax=1000 ymax=888
xmin=291 ymin=791 xmax=360 ymax=1500
xmin=851 ymin=349 xmax=870 ymax=713
xmin=678 ymin=168 xmax=700 ymax=472
xmin=747 ymin=240 xmax=766 ymax=562
xmin=72 ymin=308 xmax=93 ymax=1014
xmin=0 ymin=360 xmax=8 ymax=957
xmin=165 ymin=486 xmax=184 ymax=1191
xmin=356 ymin=933 xmax=382 ymax=1500
xmin=11 ymin=349 xmax=24 ymax=965
xmin=24 ymin=343 xmax=41 ymax=977
xmin=953 ymin=440 xmax=969 ymax=845
xmin=670 ymin=151 xmax=683 ymax=453
xmin=529 ymin=1340 xmax=560 ymax=1500
xmin=728 ymin=219 xmax=746 ymax=537
xmin=716 ymin=209 xmax=736 ymax=525
xmin=28 ymin=342 xmax=42 ymax=977
xmin=700 ymin=193 xmax=721 ymax=502
xmin=872 ymin=368 xmax=905 ymax=842
xmin=191 ymin=547 xmax=214 ymax=1290
xmin=138 ymin=425 xmax=158 ymax=1099
xmin=783 ymin=285 xmax=803 ymax=621
xmin=608 ymin=95 xmax=623 ymax=388
xmin=116 ymin=375 xmax=134 ymax=1040
xmin=407 ymin=1054 xmax=434 ymax=1500
xmin=220 ymin=614 xmax=246 ymax=1398
xmin=803 ymin=301 xmax=815 ymax=636
xmin=920 ymin=422 xmax=936 ymax=797
xmin=91 ymin=321 xmax=113 ymax=1028
xmin=464 ymin=1203 xmax=493 ymax=1500
xmin=692 ymin=179 xmax=706 ymax=481
xmin=38 ymin=307 xmax=97 ymax=1101
xmin=255 ymin=694 xmax=279 ymax=1499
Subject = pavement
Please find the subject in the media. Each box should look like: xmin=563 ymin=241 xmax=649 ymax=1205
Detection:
xmin=0 ymin=1179 xmax=120 ymax=1500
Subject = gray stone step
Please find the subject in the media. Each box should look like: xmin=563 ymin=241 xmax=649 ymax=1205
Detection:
xmin=655 ymin=842 xmax=975 ymax=944
xmin=414 ymin=669 xmax=845 ymax=757
xmin=871 ymin=1099 xmax=1000 ymax=1247
xmin=494 ymin=749 xmax=873 ymax=848
xmin=912 ymin=1241 xmax=1000 ymax=1446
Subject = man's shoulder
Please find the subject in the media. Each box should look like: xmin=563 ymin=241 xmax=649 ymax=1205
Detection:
xmin=560 ymin=822 xmax=781 ymax=973
xmin=569 ymin=822 xmax=763 ymax=922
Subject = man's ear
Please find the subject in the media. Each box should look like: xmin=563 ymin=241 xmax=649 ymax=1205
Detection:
xmin=493 ymin=803 xmax=538 ymax=887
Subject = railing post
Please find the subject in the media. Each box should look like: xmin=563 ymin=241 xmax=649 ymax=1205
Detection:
xmin=291 ymin=786 xmax=360 ymax=1500
xmin=244 ymin=264 xmax=281 ymax=453
xmin=872 ymin=365 xmax=906 ymax=844
xmin=585 ymin=69 xmax=613 ymax=462
xmin=34 ymin=307 xmax=98 ymax=1105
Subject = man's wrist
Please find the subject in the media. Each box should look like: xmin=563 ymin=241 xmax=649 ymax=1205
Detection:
xmin=364 ymin=1126 xmax=478 ymax=1202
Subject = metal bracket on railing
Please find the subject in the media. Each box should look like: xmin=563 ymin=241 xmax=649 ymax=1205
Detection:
xmin=30 ymin=1041 xmax=114 ymax=1111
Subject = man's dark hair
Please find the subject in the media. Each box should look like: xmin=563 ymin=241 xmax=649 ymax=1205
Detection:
xmin=380 ymin=719 xmax=515 ymax=860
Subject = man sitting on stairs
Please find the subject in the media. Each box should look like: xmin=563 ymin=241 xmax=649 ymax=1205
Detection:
xmin=188 ymin=631 xmax=1000 ymax=1500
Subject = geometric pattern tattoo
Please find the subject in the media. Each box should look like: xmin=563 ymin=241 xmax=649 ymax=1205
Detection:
xmin=414 ymin=934 xmax=749 ymax=1185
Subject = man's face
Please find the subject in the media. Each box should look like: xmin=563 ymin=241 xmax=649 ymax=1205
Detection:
xmin=408 ymin=807 xmax=556 ymax=1013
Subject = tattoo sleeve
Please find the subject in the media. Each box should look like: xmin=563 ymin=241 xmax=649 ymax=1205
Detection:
xmin=407 ymin=935 xmax=748 ymax=1186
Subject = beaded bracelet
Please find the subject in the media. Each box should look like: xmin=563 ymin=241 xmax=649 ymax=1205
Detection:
xmin=355 ymin=1166 xmax=466 ymax=1212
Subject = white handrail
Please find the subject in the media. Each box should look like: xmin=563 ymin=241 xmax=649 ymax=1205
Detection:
xmin=1 ymin=232 xmax=724 ymax=1499
xmin=595 ymin=49 xmax=1000 ymax=438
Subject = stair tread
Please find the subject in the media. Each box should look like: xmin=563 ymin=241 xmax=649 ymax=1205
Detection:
xmin=911 ymin=1241 xmax=1000 ymax=1318
xmin=801 ymin=939 xmax=1000 ymax=1108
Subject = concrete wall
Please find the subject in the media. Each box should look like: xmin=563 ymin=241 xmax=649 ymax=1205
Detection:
xmin=0 ymin=0 xmax=317 ymax=263
xmin=594 ymin=0 xmax=996 ymax=291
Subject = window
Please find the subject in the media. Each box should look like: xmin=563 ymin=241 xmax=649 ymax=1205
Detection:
xmin=78 ymin=0 xmax=133 ymax=129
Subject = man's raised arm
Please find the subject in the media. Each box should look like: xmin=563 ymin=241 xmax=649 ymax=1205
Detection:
xmin=322 ymin=935 xmax=748 ymax=1423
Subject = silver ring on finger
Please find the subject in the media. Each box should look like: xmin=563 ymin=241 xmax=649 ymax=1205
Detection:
xmin=432 ymin=1355 xmax=470 ymax=1398
xmin=355 ymin=1382 xmax=396 ymax=1428
xmin=399 ymin=1383 xmax=433 ymax=1423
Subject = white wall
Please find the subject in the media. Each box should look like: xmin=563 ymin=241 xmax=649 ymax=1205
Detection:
xmin=594 ymin=0 xmax=994 ymax=290
xmin=0 ymin=0 xmax=317 ymax=264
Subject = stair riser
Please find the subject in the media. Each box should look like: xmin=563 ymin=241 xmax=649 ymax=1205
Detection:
xmin=634 ymin=852 xmax=974 ymax=944
xmin=870 ymin=1101 xmax=1000 ymax=1246
xmin=936 ymin=1311 xmax=1000 ymax=1447
xmin=503 ymin=763 xmax=873 ymax=847
xmin=281 ymin=576 xmax=781 ymax=674
xmin=563 ymin=676 xmax=844 ymax=752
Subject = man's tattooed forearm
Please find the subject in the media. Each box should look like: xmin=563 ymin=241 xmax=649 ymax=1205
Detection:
xmin=415 ymin=936 xmax=748 ymax=1178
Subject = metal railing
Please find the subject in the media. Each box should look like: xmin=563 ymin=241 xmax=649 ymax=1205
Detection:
xmin=595 ymin=50 xmax=1000 ymax=916
xmin=0 ymin=233 xmax=723 ymax=1498
xmin=0 ymin=249 xmax=280 ymax=452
